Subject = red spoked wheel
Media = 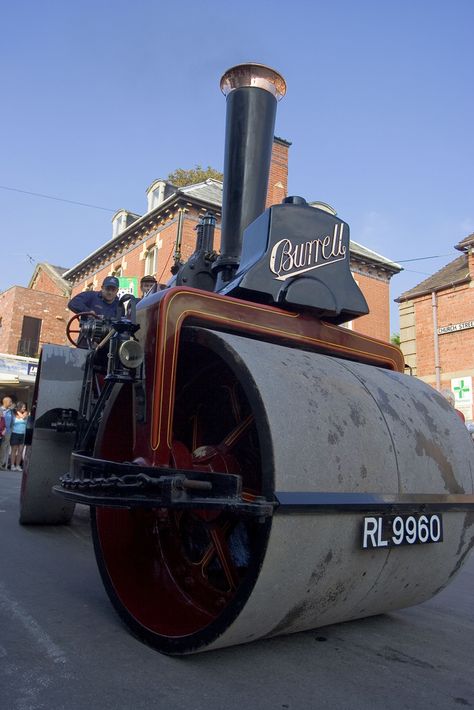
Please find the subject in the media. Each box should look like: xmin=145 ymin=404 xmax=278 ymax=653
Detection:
xmin=91 ymin=340 xmax=270 ymax=655
xmin=66 ymin=312 xmax=96 ymax=347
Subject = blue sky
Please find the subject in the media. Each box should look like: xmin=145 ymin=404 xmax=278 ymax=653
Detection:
xmin=2 ymin=0 xmax=473 ymax=331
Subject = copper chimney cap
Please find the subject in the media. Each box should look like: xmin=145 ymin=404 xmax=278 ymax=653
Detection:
xmin=220 ymin=63 xmax=286 ymax=101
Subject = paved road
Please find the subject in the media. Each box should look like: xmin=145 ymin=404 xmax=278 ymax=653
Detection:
xmin=1 ymin=470 xmax=473 ymax=710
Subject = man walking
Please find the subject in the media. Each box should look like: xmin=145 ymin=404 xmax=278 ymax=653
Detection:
xmin=0 ymin=396 xmax=14 ymax=470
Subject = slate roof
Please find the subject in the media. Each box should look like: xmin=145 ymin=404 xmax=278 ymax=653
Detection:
xmin=50 ymin=265 xmax=69 ymax=277
xmin=395 ymin=253 xmax=470 ymax=302
xmin=180 ymin=179 xmax=223 ymax=206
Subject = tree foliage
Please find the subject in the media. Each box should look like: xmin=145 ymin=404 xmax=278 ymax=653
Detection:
xmin=391 ymin=333 xmax=401 ymax=346
xmin=167 ymin=165 xmax=223 ymax=187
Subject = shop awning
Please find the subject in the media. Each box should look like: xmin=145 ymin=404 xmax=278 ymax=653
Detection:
xmin=0 ymin=374 xmax=20 ymax=384
xmin=0 ymin=353 xmax=38 ymax=386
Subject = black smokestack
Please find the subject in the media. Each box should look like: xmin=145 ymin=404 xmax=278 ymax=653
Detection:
xmin=213 ymin=63 xmax=286 ymax=284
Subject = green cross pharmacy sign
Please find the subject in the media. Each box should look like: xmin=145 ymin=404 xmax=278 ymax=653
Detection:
xmin=453 ymin=379 xmax=471 ymax=401
xmin=451 ymin=376 xmax=473 ymax=420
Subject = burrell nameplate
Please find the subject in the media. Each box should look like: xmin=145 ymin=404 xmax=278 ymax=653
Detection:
xmin=220 ymin=197 xmax=368 ymax=323
xmin=270 ymin=223 xmax=347 ymax=281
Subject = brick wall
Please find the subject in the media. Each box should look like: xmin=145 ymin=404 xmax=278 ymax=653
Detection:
xmin=70 ymin=219 xmax=181 ymax=297
xmin=413 ymin=283 xmax=474 ymax=383
xmin=266 ymin=140 xmax=289 ymax=208
xmin=30 ymin=269 xmax=66 ymax=296
xmin=0 ymin=286 xmax=69 ymax=355
xmin=468 ymin=250 xmax=474 ymax=277
xmin=348 ymin=273 xmax=391 ymax=341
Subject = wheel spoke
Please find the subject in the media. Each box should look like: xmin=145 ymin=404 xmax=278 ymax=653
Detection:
xmin=221 ymin=384 xmax=242 ymax=424
xmin=199 ymin=520 xmax=232 ymax=572
xmin=220 ymin=413 xmax=254 ymax=452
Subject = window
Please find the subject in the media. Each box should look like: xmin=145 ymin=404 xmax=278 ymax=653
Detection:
xmin=112 ymin=267 xmax=122 ymax=278
xmin=17 ymin=316 xmax=42 ymax=357
xmin=112 ymin=212 xmax=126 ymax=238
xmin=86 ymin=283 xmax=94 ymax=291
xmin=145 ymin=247 xmax=158 ymax=276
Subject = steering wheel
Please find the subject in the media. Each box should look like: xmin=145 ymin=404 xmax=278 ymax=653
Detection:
xmin=66 ymin=312 xmax=97 ymax=347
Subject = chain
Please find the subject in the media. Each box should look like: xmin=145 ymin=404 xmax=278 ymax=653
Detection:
xmin=60 ymin=472 xmax=171 ymax=492
xmin=60 ymin=471 xmax=213 ymax=493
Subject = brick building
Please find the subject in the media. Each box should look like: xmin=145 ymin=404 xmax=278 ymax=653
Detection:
xmin=397 ymin=233 xmax=474 ymax=421
xmin=65 ymin=139 xmax=401 ymax=341
xmin=0 ymin=263 xmax=70 ymax=404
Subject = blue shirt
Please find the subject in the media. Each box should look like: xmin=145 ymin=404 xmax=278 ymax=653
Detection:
xmin=0 ymin=407 xmax=13 ymax=434
xmin=68 ymin=291 xmax=124 ymax=319
xmin=12 ymin=415 xmax=27 ymax=436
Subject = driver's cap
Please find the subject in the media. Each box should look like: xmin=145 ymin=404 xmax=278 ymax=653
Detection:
xmin=102 ymin=276 xmax=120 ymax=289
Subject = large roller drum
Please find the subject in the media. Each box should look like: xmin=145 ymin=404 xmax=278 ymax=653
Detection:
xmin=90 ymin=327 xmax=474 ymax=654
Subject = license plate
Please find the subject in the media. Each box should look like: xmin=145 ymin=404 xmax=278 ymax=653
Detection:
xmin=362 ymin=513 xmax=443 ymax=549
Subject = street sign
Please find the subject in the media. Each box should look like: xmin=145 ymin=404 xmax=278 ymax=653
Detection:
xmin=438 ymin=320 xmax=474 ymax=335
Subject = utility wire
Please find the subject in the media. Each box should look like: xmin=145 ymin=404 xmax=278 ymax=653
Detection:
xmin=402 ymin=268 xmax=432 ymax=276
xmin=395 ymin=254 xmax=451 ymax=263
xmin=0 ymin=185 xmax=116 ymax=212
xmin=0 ymin=184 xmax=459 ymax=268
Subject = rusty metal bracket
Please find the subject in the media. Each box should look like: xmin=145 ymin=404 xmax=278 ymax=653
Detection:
xmin=53 ymin=452 xmax=275 ymax=517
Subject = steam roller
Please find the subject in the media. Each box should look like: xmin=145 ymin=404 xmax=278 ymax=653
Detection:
xmin=21 ymin=63 xmax=474 ymax=655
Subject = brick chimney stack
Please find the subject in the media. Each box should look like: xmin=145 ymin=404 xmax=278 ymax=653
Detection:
xmin=266 ymin=137 xmax=291 ymax=208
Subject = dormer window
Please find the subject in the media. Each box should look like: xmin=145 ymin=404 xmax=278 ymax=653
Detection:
xmin=111 ymin=209 xmax=140 ymax=238
xmin=112 ymin=211 xmax=127 ymax=238
xmin=146 ymin=180 xmax=167 ymax=213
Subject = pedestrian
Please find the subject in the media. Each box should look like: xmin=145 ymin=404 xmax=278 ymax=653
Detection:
xmin=68 ymin=276 xmax=125 ymax=319
xmin=0 ymin=412 xmax=5 ymax=449
xmin=140 ymin=275 xmax=158 ymax=298
xmin=10 ymin=402 xmax=28 ymax=471
xmin=0 ymin=396 xmax=14 ymax=470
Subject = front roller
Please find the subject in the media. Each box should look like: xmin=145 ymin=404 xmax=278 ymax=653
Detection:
xmin=90 ymin=328 xmax=474 ymax=654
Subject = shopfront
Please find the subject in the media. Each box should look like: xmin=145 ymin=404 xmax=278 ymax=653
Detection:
xmin=0 ymin=353 xmax=38 ymax=406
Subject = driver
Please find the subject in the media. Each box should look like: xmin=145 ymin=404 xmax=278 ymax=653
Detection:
xmin=68 ymin=276 xmax=125 ymax=319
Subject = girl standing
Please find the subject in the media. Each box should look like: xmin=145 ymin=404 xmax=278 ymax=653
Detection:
xmin=10 ymin=402 xmax=28 ymax=471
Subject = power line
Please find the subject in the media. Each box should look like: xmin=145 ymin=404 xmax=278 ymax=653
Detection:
xmin=0 ymin=185 xmax=459 ymax=268
xmin=395 ymin=254 xmax=451 ymax=263
xmin=402 ymin=268 xmax=432 ymax=276
xmin=0 ymin=185 xmax=116 ymax=212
